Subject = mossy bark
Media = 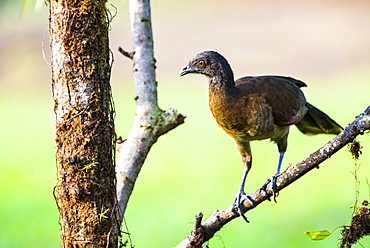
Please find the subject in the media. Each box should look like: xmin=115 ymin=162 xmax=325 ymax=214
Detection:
xmin=49 ymin=0 xmax=119 ymax=246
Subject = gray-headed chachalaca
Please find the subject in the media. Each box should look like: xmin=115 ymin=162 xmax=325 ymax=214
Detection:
xmin=180 ymin=51 xmax=342 ymax=222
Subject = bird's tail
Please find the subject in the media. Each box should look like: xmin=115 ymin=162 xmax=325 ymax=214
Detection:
xmin=295 ymin=103 xmax=343 ymax=135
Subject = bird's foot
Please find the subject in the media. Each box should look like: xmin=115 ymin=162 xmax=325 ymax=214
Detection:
xmin=260 ymin=175 xmax=279 ymax=203
xmin=232 ymin=191 xmax=253 ymax=223
xmin=260 ymin=178 xmax=270 ymax=192
xmin=271 ymin=175 xmax=279 ymax=202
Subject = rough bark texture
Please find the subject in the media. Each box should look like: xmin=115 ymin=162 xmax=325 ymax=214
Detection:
xmin=50 ymin=0 xmax=119 ymax=246
xmin=175 ymin=105 xmax=370 ymax=248
xmin=115 ymin=0 xmax=185 ymax=222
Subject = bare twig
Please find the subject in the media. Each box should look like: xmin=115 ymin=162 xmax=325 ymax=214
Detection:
xmin=118 ymin=46 xmax=134 ymax=59
xmin=175 ymin=105 xmax=370 ymax=248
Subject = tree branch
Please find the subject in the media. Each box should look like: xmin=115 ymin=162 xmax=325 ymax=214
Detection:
xmin=115 ymin=0 xmax=185 ymax=223
xmin=175 ymin=105 xmax=370 ymax=248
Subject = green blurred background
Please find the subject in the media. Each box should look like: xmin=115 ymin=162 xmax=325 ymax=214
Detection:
xmin=1 ymin=0 xmax=369 ymax=247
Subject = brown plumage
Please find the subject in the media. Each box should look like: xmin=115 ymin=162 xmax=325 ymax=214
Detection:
xmin=180 ymin=51 xmax=343 ymax=221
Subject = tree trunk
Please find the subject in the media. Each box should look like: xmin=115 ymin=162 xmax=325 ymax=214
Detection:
xmin=49 ymin=0 xmax=119 ymax=246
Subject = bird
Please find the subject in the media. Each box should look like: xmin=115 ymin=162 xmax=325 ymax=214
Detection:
xmin=179 ymin=50 xmax=343 ymax=222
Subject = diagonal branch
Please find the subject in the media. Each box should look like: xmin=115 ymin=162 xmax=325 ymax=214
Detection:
xmin=175 ymin=105 xmax=370 ymax=248
xmin=115 ymin=0 xmax=185 ymax=223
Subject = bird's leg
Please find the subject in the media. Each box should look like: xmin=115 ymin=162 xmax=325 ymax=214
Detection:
xmin=233 ymin=167 xmax=252 ymax=222
xmin=233 ymin=141 xmax=253 ymax=222
xmin=271 ymin=151 xmax=285 ymax=202
xmin=261 ymin=136 xmax=287 ymax=202
xmin=261 ymin=152 xmax=285 ymax=202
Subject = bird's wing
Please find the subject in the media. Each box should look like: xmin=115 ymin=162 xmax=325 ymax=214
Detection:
xmin=235 ymin=76 xmax=308 ymax=126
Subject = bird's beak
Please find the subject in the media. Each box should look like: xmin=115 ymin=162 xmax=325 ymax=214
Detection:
xmin=179 ymin=64 xmax=195 ymax=76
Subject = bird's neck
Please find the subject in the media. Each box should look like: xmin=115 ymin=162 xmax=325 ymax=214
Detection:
xmin=208 ymin=71 xmax=235 ymax=91
xmin=208 ymin=74 xmax=239 ymax=135
xmin=208 ymin=73 xmax=237 ymax=112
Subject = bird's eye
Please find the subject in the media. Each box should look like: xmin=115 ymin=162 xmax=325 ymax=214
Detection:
xmin=198 ymin=60 xmax=205 ymax=67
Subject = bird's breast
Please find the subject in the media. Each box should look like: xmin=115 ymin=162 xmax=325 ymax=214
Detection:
xmin=209 ymin=90 xmax=284 ymax=142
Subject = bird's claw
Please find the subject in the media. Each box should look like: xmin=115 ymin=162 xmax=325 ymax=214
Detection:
xmin=233 ymin=191 xmax=252 ymax=223
xmin=260 ymin=178 xmax=270 ymax=192
xmin=271 ymin=175 xmax=279 ymax=202
xmin=260 ymin=175 xmax=279 ymax=202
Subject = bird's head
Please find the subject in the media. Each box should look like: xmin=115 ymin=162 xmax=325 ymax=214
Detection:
xmin=179 ymin=51 xmax=234 ymax=81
